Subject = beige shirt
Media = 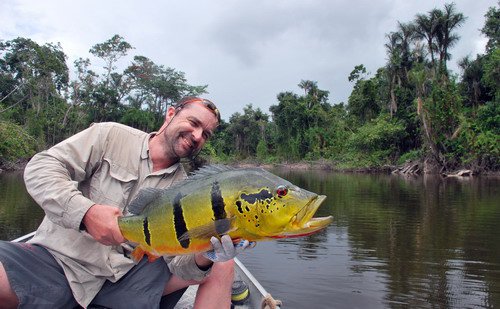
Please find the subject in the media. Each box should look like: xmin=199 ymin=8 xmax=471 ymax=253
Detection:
xmin=24 ymin=122 xmax=210 ymax=307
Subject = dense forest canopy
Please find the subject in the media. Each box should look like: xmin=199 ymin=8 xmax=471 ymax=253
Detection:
xmin=1 ymin=3 xmax=498 ymax=173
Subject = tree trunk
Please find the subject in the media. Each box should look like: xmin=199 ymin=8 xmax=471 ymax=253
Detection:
xmin=417 ymin=97 xmax=444 ymax=172
xmin=389 ymin=76 xmax=397 ymax=117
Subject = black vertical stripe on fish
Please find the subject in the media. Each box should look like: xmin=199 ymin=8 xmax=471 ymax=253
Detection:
xmin=214 ymin=218 xmax=232 ymax=235
xmin=173 ymin=193 xmax=190 ymax=249
xmin=211 ymin=181 xmax=227 ymax=220
xmin=143 ymin=217 xmax=151 ymax=246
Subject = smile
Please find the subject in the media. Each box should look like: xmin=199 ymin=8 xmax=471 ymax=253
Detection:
xmin=181 ymin=136 xmax=193 ymax=149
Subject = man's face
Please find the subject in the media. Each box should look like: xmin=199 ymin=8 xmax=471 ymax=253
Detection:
xmin=161 ymin=102 xmax=219 ymax=159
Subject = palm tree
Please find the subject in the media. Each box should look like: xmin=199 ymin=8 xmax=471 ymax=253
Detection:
xmin=384 ymin=22 xmax=416 ymax=116
xmin=298 ymin=80 xmax=313 ymax=96
xmin=414 ymin=9 xmax=440 ymax=68
xmin=298 ymin=80 xmax=320 ymax=108
xmin=385 ymin=31 xmax=402 ymax=116
xmin=414 ymin=4 xmax=466 ymax=74
xmin=435 ymin=3 xmax=466 ymax=72
xmin=409 ymin=64 xmax=442 ymax=166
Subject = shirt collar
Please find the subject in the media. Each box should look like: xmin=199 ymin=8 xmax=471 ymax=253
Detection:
xmin=141 ymin=132 xmax=155 ymax=160
xmin=151 ymin=162 xmax=181 ymax=176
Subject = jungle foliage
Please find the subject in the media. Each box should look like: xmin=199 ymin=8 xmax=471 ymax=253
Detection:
xmin=1 ymin=3 xmax=499 ymax=172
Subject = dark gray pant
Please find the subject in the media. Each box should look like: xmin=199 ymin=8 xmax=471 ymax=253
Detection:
xmin=0 ymin=241 xmax=186 ymax=309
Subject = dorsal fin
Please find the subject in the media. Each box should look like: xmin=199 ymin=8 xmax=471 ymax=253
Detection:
xmin=163 ymin=165 xmax=235 ymax=192
xmin=127 ymin=187 xmax=165 ymax=215
xmin=188 ymin=164 xmax=234 ymax=179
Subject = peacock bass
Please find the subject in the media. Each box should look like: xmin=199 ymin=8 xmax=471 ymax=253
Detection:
xmin=118 ymin=165 xmax=332 ymax=262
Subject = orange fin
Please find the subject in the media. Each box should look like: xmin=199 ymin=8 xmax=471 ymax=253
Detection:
xmin=130 ymin=246 xmax=161 ymax=263
xmin=145 ymin=251 xmax=161 ymax=262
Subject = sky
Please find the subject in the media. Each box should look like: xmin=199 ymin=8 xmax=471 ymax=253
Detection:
xmin=0 ymin=0 xmax=496 ymax=120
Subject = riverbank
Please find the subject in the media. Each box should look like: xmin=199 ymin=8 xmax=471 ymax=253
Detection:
xmin=230 ymin=160 xmax=395 ymax=173
xmin=228 ymin=159 xmax=500 ymax=177
xmin=0 ymin=159 xmax=29 ymax=174
xmin=2 ymin=157 xmax=498 ymax=177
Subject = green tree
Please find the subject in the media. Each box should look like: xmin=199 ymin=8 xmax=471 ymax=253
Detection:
xmin=269 ymin=82 xmax=333 ymax=160
xmin=434 ymin=3 xmax=466 ymax=73
xmin=348 ymin=64 xmax=368 ymax=82
xmin=227 ymin=104 xmax=269 ymax=158
xmin=346 ymin=114 xmax=407 ymax=166
xmin=85 ymin=35 xmax=134 ymax=122
xmin=208 ymin=119 xmax=232 ymax=161
xmin=458 ymin=55 xmax=492 ymax=108
xmin=347 ymin=74 xmax=380 ymax=124
xmin=482 ymin=48 xmax=500 ymax=99
xmin=385 ymin=22 xmax=417 ymax=116
xmin=89 ymin=34 xmax=133 ymax=87
xmin=124 ymin=55 xmax=207 ymax=126
xmin=409 ymin=64 xmax=441 ymax=166
xmin=120 ymin=108 xmax=156 ymax=132
xmin=0 ymin=37 xmax=70 ymax=145
xmin=455 ymin=101 xmax=499 ymax=170
xmin=0 ymin=121 xmax=37 ymax=168
xmin=414 ymin=8 xmax=440 ymax=67
xmin=414 ymin=3 xmax=466 ymax=75
xmin=480 ymin=3 xmax=500 ymax=52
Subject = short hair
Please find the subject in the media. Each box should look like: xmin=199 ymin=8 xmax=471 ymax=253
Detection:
xmin=173 ymin=97 xmax=221 ymax=123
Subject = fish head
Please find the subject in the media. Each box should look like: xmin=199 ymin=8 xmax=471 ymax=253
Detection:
xmin=232 ymin=169 xmax=333 ymax=239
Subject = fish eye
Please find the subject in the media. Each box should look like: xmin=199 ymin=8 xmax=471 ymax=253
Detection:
xmin=276 ymin=185 xmax=288 ymax=197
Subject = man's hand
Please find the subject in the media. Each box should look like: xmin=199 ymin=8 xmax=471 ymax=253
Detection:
xmin=82 ymin=204 xmax=126 ymax=246
xmin=202 ymin=235 xmax=252 ymax=263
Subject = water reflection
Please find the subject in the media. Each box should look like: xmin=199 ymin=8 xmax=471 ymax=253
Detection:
xmin=275 ymin=231 xmax=330 ymax=260
xmin=240 ymin=170 xmax=500 ymax=308
xmin=0 ymin=171 xmax=43 ymax=240
xmin=1 ymin=169 xmax=499 ymax=308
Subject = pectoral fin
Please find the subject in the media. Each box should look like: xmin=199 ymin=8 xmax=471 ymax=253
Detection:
xmin=178 ymin=217 xmax=236 ymax=242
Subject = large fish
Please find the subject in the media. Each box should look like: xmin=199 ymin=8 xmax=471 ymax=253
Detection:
xmin=118 ymin=165 xmax=332 ymax=262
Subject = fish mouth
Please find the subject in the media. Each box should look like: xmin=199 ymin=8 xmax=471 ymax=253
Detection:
xmin=271 ymin=195 xmax=333 ymax=239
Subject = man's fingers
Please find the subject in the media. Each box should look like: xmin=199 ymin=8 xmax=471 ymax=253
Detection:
xmin=220 ymin=235 xmax=234 ymax=254
xmin=203 ymin=236 xmax=254 ymax=262
xmin=210 ymin=236 xmax=223 ymax=252
xmin=234 ymin=239 xmax=250 ymax=254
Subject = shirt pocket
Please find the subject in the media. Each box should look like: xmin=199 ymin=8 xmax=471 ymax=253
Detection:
xmin=89 ymin=158 xmax=138 ymax=208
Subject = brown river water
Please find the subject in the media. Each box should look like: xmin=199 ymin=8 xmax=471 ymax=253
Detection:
xmin=1 ymin=169 xmax=499 ymax=308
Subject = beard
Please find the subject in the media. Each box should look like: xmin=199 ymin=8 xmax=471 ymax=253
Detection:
xmin=166 ymin=131 xmax=199 ymax=159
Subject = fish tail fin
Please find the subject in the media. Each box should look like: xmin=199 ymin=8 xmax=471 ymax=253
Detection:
xmin=130 ymin=246 xmax=160 ymax=263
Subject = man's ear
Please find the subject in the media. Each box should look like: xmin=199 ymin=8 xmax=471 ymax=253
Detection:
xmin=165 ymin=106 xmax=176 ymax=122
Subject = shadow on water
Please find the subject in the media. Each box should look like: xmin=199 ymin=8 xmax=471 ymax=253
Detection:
xmin=1 ymin=169 xmax=500 ymax=308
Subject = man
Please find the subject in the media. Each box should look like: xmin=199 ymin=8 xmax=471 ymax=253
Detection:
xmin=0 ymin=97 xmax=249 ymax=308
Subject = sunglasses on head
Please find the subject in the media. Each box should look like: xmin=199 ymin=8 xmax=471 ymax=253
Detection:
xmin=174 ymin=97 xmax=221 ymax=123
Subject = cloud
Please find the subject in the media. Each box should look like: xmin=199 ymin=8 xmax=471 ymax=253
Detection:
xmin=1 ymin=0 xmax=496 ymax=120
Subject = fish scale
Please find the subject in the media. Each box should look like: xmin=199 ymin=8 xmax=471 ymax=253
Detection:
xmin=118 ymin=165 xmax=333 ymax=262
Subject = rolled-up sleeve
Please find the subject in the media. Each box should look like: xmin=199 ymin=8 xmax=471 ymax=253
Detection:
xmin=24 ymin=123 xmax=107 ymax=230
xmin=166 ymin=255 xmax=212 ymax=281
